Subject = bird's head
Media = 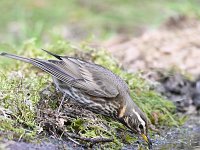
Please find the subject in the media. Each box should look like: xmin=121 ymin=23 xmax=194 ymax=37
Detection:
xmin=118 ymin=102 xmax=152 ymax=148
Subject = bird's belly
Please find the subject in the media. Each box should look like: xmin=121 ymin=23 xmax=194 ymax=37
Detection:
xmin=62 ymin=87 xmax=119 ymax=118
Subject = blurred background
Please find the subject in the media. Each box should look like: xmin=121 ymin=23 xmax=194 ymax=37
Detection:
xmin=1 ymin=0 xmax=200 ymax=76
xmin=0 ymin=0 xmax=199 ymax=45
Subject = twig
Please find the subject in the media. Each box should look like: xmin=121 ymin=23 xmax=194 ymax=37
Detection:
xmin=57 ymin=92 xmax=67 ymax=113
xmin=63 ymin=132 xmax=113 ymax=146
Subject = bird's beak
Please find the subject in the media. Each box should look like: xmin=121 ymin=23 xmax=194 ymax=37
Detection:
xmin=141 ymin=134 xmax=152 ymax=149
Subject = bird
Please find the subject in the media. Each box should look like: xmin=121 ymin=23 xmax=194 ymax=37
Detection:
xmin=0 ymin=49 xmax=152 ymax=148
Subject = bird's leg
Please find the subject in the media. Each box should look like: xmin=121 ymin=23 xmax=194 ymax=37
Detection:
xmin=57 ymin=92 xmax=67 ymax=113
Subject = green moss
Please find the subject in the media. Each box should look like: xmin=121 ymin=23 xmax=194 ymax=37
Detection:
xmin=0 ymin=40 xmax=185 ymax=148
xmin=0 ymin=60 xmax=49 ymax=140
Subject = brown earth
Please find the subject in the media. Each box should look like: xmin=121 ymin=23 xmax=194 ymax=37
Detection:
xmin=103 ymin=15 xmax=200 ymax=77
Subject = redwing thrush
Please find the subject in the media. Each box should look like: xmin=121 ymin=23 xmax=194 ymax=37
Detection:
xmin=0 ymin=50 xmax=152 ymax=148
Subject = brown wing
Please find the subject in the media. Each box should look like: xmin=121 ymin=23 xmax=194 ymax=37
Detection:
xmin=49 ymin=57 xmax=119 ymax=98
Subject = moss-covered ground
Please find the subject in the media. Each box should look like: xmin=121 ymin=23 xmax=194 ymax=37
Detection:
xmin=0 ymin=40 xmax=187 ymax=149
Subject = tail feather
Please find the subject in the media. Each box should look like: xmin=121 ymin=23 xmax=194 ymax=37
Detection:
xmin=0 ymin=52 xmax=31 ymax=63
xmin=0 ymin=52 xmax=73 ymax=84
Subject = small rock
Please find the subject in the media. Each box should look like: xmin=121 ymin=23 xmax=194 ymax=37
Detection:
xmin=153 ymin=72 xmax=200 ymax=114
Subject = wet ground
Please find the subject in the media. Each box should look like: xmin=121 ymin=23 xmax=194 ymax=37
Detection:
xmin=148 ymin=73 xmax=200 ymax=150
xmin=154 ymin=116 xmax=200 ymax=150
xmin=2 ymin=115 xmax=199 ymax=150
xmin=1 ymin=138 xmax=85 ymax=150
xmin=149 ymin=72 xmax=200 ymax=114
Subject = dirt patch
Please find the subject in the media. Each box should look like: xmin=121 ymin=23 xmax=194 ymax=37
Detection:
xmin=148 ymin=72 xmax=200 ymax=114
xmin=1 ymin=138 xmax=85 ymax=150
xmin=154 ymin=115 xmax=200 ymax=150
xmin=104 ymin=16 xmax=200 ymax=76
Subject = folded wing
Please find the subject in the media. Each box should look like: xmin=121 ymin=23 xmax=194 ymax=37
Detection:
xmin=49 ymin=57 xmax=119 ymax=98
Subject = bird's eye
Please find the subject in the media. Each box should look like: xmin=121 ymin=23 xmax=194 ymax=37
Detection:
xmin=139 ymin=124 xmax=143 ymax=130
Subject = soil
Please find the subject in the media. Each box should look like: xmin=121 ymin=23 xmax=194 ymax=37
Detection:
xmin=103 ymin=15 xmax=200 ymax=76
xmin=154 ymin=115 xmax=200 ymax=150
xmin=1 ymin=138 xmax=85 ymax=150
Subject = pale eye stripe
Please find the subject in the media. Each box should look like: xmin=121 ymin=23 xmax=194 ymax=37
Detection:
xmin=132 ymin=109 xmax=145 ymax=127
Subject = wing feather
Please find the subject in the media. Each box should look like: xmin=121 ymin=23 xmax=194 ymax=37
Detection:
xmin=30 ymin=59 xmax=74 ymax=84
xmin=58 ymin=57 xmax=119 ymax=98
